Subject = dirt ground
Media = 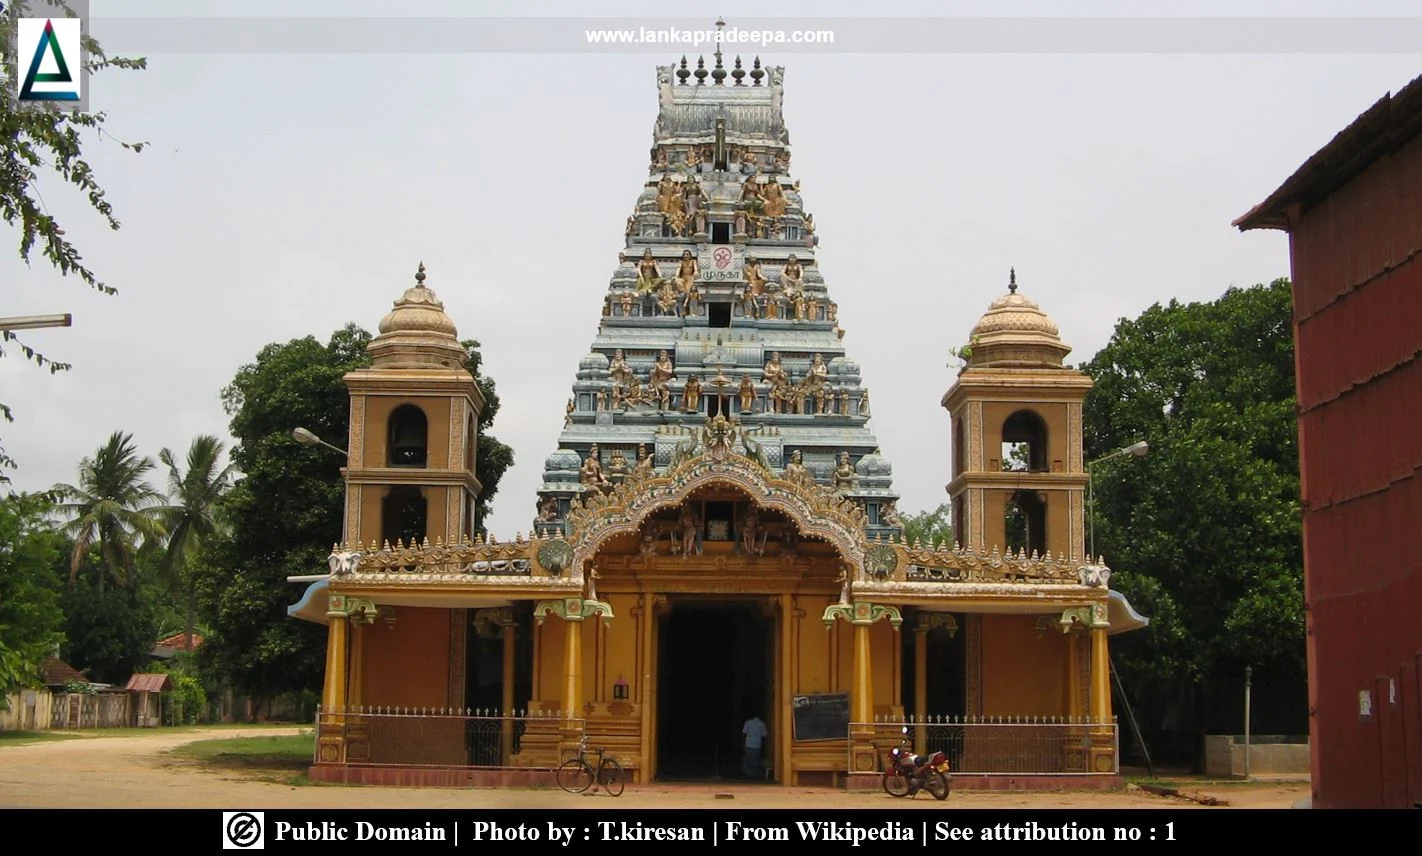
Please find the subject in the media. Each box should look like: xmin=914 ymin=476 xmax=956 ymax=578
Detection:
xmin=0 ymin=726 xmax=1309 ymax=810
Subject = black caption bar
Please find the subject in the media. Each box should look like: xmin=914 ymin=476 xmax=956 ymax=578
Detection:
xmin=7 ymin=808 xmax=1368 ymax=849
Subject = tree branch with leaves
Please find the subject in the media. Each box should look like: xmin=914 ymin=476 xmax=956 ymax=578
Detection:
xmin=0 ymin=3 xmax=147 ymax=478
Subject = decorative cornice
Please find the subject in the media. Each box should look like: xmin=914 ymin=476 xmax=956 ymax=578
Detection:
xmin=533 ymin=598 xmax=615 ymax=626
xmin=822 ymin=601 xmax=903 ymax=629
xmin=564 ymin=443 xmax=868 ymax=578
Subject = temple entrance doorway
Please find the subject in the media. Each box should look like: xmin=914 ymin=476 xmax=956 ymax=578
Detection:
xmin=655 ymin=597 xmax=774 ymax=781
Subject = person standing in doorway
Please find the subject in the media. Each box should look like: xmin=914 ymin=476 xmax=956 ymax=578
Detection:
xmin=741 ymin=713 xmax=768 ymax=779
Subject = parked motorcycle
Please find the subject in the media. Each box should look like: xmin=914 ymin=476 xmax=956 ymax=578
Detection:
xmin=882 ymin=726 xmax=950 ymax=800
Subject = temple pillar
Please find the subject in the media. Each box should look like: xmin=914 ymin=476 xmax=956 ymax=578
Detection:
xmin=913 ymin=625 xmax=928 ymax=755
xmin=500 ymin=616 xmax=517 ymax=764
xmin=823 ymin=601 xmax=902 ymax=786
xmin=316 ymin=594 xmax=375 ymax=764
xmin=1087 ymin=601 xmax=1116 ymax=773
xmin=534 ymin=597 xmax=614 ymax=757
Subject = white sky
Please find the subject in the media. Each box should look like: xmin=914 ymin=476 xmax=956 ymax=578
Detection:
xmin=2 ymin=0 xmax=1418 ymax=540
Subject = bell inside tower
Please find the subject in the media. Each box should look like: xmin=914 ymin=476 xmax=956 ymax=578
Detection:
xmin=388 ymin=404 xmax=429 ymax=467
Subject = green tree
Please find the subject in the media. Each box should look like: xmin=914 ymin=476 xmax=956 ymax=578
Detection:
xmin=0 ymin=5 xmax=146 ymax=478
xmin=156 ymin=435 xmax=236 ymax=653
xmin=899 ymin=502 xmax=954 ymax=549
xmin=1081 ymin=279 xmax=1302 ymax=689
xmin=58 ymin=559 xmax=158 ymax=684
xmin=0 ymin=492 xmax=68 ymax=704
xmin=193 ymin=322 xmax=513 ymax=710
xmin=51 ymin=431 xmax=166 ymax=591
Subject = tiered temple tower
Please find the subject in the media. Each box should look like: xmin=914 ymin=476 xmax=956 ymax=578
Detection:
xmin=534 ymin=50 xmax=901 ymax=537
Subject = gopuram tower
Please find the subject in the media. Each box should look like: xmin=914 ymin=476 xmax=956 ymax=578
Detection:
xmin=534 ymin=50 xmax=900 ymax=537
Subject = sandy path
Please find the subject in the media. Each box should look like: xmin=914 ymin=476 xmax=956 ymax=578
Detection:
xmin=0 ymin=727 xmax=1307 ymax=809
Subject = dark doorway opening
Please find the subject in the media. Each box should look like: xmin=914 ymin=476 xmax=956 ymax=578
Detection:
xmin=899 ymin=612 xmax=968 ymax=769
xmin=657 ymin=599 xmax=773 ymax=780
xmin=712 ymin=222 xmax=730 ymax=244
xmin=709 ymin=302 xmax=731 ymax=327
xmin=463 ymin=604 xmax=534 ymax=765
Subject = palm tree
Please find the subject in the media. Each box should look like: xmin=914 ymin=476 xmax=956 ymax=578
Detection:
xmin=156 ymin=435 xmax=237 ymax=652
xmin=52 ymin=430 xmax=166 ymax=592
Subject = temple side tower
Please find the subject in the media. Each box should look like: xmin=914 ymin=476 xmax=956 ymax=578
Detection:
xmin=342 ymin=263 xmax=485 ymax=550
xmin=534 ymin=51 xmax=899 ymax=535
xmin=942 ymin=271 xmax=1092 ymax=562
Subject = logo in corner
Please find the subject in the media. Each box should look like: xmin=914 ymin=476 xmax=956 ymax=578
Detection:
xmin=17 ymin=16 xmax=82 ymax=102
xmin=222 ymin=811 xmax=265 ymax=849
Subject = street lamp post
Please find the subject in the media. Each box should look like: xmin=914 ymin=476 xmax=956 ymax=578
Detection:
xmin=0 ymin=313 xmax=72 ymax=332
xmin=1086 ymin=440 xmax=1149 ymax=562
xmin=292 ymin=427 xmax=348 ymax=458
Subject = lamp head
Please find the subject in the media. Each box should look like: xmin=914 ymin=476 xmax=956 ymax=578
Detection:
xmin=292 ymin=427 xmax=320 ymax=447
xmin=1125 ymin=440 xmax=1150 ymax=457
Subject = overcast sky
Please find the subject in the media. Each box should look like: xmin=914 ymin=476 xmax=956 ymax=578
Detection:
xmin=2 ymin=0 xmax=1418 ymax=542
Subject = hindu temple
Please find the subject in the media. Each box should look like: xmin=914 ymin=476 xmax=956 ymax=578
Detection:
xmin=289 ymin=46 xmax=1148 ymax=789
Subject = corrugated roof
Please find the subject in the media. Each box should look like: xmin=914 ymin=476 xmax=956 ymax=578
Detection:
xmin=125 ymin=673 xmax=173 ymax=693
xmin=40 ymin=656 xmax=87 ymax=687
xmin=154 ymin=631 xmax=204 ymax=651
xmin=1235 ymin=72 xmax=1422 ymax=231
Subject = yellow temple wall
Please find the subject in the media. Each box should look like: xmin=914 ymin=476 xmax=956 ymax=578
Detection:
xmin=532 ymin=617 xmax=568 ymax=710
xmin=361 ymin=606 xmax=452 ymax=709
xmin=593 ymin=593 xmax=640 ymax=703
xmin=797 ymin=595 xmax=835 ymax=693
xmin=980 ymin=614 xmax=1068 ymax=716
xmin=360 ymin=396 xmax=456 ymax=470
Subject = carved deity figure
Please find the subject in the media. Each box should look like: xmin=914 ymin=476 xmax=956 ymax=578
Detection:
xmin=624 ymin=374 xmax=646 ymax=407
xmin=606 ymin=450 xmax=630 ymax=485
xmin=739 ymin=176 xmax=764 ymax=216
xmin=651 ymin=147 xmax=668 ymax=172
xmin=678 ymin=504 xmax=701 ymax=557
xmin=858 ymin=389 xmax=870 ymax=417
xmin=684 ymin=145 xmax=702 ymax=171
xmin=595 ymin=389 xmax=606 ymax=411
xmin=780 ymin=254 xmax=804 ymax=294
xmin=803 ymin=212 xmax=815 ymax=235
xmin=832 ymin=451 xmax=858 ymax=493
xmin=683 ymin=178 xmax=703 ymax=214
xmin=580 ymin=445 xmax=610 ymax=490
xmin=674 ymin=250 xmax=699 ymax=312
xmin=536 ymin=495 xmax=559 ymax=523
xmin=741 ymin=150 xmax=760 ymax=175
xmin=740 ymin=508 xmax=761 ymax=557
xmin=635 ymin=443 xmax=653 ymax=473
xmin=651 ymin=349 xmax=674 ymax=390
xmin=741 ymin=282 xmax=760 ymax=319
xmin=762 ymin=351 xmax=785 ymax=387
xmin=565 ymin=398 xmax=575 ymax=426
xmin=683 ymin=375 xmax=702 ymax=413
xmin=738 ymin=375 xmax=756 ymax=413
xmin=772 ymin=374 xmax=795 ymax=414
xmin=608 ymin=348 xmax=634 ymax=390
xmin=656 ymin=281 xmax=679 ymax=316
xmin=625 ymin=214 xmax=636 ymax=236
xmin=783 ymin=449 xmax=813 ymax=488
xmin=880 ymin=500 xmax=903 ymax=529
xmin=657 ymin=176 xmax=681 ymax=215
xmin=636 ymin=249 xmax=662 ymax=294
xmin=802 ymin=353 xmax=828 ymax=397
xmin=762 ymin=180 xmax=787 ymax=219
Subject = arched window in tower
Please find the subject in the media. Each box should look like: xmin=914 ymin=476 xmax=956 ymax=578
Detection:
xmin=1001 ymin=410 xmax=1048 ymax=473
xmin=381 ymin=486 xmax=428 ymax=547
xmin=464 ymin=411 xmax=477 ymax=473
xmin=1004 ymin=490 xmax=1046 ymax=557
xmin=387 ymin=404 xmax=429 ymax=467
xmin=953 ymin=415 xmax=966 ymax=477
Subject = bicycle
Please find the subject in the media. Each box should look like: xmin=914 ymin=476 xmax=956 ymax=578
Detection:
xmin=556 ymin=734 xmax=625 ymax=797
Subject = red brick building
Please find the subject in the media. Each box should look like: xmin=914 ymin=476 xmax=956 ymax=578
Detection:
xmin=1235 ymin=73 xmax=1422 ymax=809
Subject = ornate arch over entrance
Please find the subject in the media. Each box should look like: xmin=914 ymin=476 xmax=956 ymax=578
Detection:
xmin=562 ymin=421 xmax=871 ymax=580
